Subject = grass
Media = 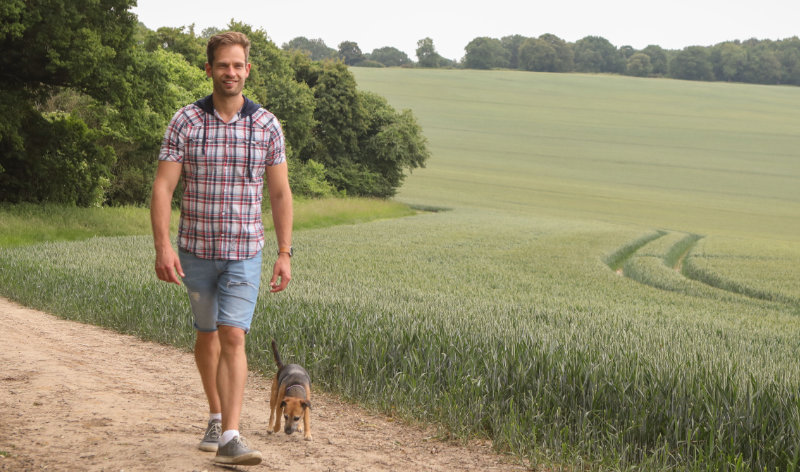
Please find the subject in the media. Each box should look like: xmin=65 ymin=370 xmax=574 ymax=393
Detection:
xmin=351 ymin=68 xmax=800 ymax=241
xmin=0 ymin=197 xmax=415 ymax=248
xmin=0 ymin=203 xmax=168 ymax=248
xmin=2 ymin=69 xmax=800 ymax=470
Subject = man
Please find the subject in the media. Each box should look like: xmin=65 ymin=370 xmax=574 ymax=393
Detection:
xmin=150 ymin=31 xmax=292 ymax=466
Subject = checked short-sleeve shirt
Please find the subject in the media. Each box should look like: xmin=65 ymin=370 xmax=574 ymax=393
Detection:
xmin=158 ymin=96 xmax=286 ymax=260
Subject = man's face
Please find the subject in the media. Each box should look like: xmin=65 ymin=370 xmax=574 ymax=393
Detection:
xmin=206 ymin=44 xmax=251 ymax=98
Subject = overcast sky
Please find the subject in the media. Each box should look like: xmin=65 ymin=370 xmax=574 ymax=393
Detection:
xmin=132 ymin=0 xmax=799 ymax=60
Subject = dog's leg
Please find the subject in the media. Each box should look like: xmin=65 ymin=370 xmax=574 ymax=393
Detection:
xmin=273 ymin=385 xmax=287 ymax=434
xmin=268 ymin=375 xmax=279 ymax=432
xmin=303 ymin=407 xmax=312 ymax=440
xmin=303 ymin=384 xmax=312 ymax=440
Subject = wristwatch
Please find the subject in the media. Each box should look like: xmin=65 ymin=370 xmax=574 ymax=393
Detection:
xmin=278 ymin=246 xmax=294 ymax=257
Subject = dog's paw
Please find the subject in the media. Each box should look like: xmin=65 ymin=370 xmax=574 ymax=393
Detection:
xmin=304 ymin=435 xmax=313 ymax=441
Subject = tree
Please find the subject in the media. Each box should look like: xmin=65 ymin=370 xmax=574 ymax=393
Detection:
xmin=0 ymin=0 xmax=138 ymax=206
xmin=416 ymin=37 xmax=442 ymax=67
xmin=574 ymin=36 xmax=624 ymax=73
xmin=518 ymin=38 xmax=556 ymax=71
xmin=518 ymin=35 xmax=573 ymax=73
xmin=142 ymin=25 xmax=206 ymax=69
xmin=670 ymin=46 xmax=714 ymax=81
xmin=626 ymin=53 xmax=652 ymax=77
xmin=463 ymin=37 xmax=509 ymax=69
xmin=338 ymin=41 xmax=364 ymax=65
xmin=501 ymin=35 xmax=528 ymax=70
xmin=776 ymin=37 xmax=800 ymax=85
xmin=367 ymin=47 xmax=412 ymax=67
xmin=292 ymin=60 xmax=429 ymax=197
xmin=740 ymin=40 xmax=782 ymax=84
xmin=282 ymin=37 xmax=337 ymax=61
xmin=619 ymin=45 xmax=636 ymax=60
xmin=354 ymin=92 xmax=429 ymax=197
xmin=711 ymin=42 xmax=746 ymax=82
xmin=641 ymin=45 xmax=668 ymax=75
xmin=0 ymin=0 xmax=137 ymax=104
xmin=537 ymin=34 xmax=574 ymax=72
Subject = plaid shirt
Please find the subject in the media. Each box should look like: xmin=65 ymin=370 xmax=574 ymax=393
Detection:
xmin=158 ymin=95 xmax=286 ymax=260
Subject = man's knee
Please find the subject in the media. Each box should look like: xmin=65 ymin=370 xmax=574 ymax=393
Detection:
xmin=217 ymin=325 xmax=246 ymax=350
xmin=195 ymin=330 xmax=220 ymax=351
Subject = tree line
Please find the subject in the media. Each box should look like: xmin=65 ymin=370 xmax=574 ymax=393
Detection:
xmin=0 ymin=1 xmax=429 ymax=207
xmin=289 ymin=34 xmax=800 ymax=86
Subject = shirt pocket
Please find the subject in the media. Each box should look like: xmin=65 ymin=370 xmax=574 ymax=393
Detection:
xmin=185 ymin=127 xmax=217 ymax=177
xmin=233 ymin=128 xmax=267 ymax=180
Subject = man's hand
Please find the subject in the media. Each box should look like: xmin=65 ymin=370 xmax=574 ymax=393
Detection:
xmin=269 ymin=254 xmax=291 ymax=292
xmin=155 ymin=246 xmax=184 ymax=285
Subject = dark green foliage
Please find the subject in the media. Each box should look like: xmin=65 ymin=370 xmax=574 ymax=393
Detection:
xmin=670 ymin=46 xmax=715 ymax=81
xmin=0 ymin=0 xmax=137 ymax=104
xmin=0 ymin=0 xmax=137 ymax=206
xmin=337 ymin=40 xmax=364 ymax=65
xmin=626 ymin=53 xmax=653 ymax=77
xmin=641 ymin=45 xmax=669 ymax=76
xmin=282 ymin=36 xmax=337 ymax=61
xmin=293 ymin=62 xmax=429 ymax=197
xmin=366 ymin=47 xmax=412 ymax=67
xmin=287 ymin=159 xmax=337 ymax=198
xmin=1 ymin=3 xmax=428 ymax=205
xmin=416 ymin=37 xmax=445 ymax=68
xmin=0 ymin=106 xmax=114 ymax=206
xmin=501 ymin=35 xmax=528 ymax=70
xmin=464 ymin=37 xmax=509 ymax=69
xmin=140 ymin=24 xmax=206 ymax=69
xmin=574 ymin=36 xmax=625 ymax=73
xmin=460 ymin=32 xmax=800 ymax=87
xmin=518 ymin=34 xmax=574 ymax=72
xmin=355 ymin=93 xmax=429 ymax=197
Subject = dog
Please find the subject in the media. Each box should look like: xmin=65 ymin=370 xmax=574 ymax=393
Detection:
xmin=268 ymin=339 xmax=312 ymax=440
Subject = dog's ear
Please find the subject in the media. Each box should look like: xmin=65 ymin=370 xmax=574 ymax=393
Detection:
xmin=301 ymin=400 xmax=312 ymax=410
xmin=280 ymin=400 xmax=287 ymax=409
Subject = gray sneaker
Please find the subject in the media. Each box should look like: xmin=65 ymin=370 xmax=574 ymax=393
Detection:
xmin=214 ymin=435 xmax=262 ymax=466
xmin=198 ymin=419 xmax=221 ymax=452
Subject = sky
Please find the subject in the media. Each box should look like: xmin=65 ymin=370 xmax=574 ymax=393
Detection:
xmin=132 ymin=0 xmax=800 ymax=60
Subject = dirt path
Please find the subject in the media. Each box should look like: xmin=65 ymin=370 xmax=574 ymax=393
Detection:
xmin=0 ymin=297 xmax=527 ymax=472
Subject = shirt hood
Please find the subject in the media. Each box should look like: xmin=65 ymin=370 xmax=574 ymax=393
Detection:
xmin=193 ymin=94 xmax=261 ymax=119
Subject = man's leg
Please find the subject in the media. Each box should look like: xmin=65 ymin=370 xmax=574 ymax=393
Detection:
xmin=178 ymin=249 xmax=225 ymax=450
xmin=217 ymin=325 xmax=248 ymax=432
xmin=212 ymin=252 xmax=263 ymax=465
xmin=195 ymin=330 xmax=222 ymax=414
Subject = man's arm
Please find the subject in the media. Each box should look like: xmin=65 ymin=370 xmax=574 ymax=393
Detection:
xmin=266 ymin=161 xmax=293 ymax=292
xmin=151 ymin=160 xmax=184 ymax=284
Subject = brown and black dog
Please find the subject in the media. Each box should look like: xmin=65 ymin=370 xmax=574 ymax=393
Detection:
xmin=268 ymin=339 xmax=312 ymax=440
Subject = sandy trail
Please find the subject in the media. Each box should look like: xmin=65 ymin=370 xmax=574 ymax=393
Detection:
xmin=0 ymin=297 xmax=526 ymax=471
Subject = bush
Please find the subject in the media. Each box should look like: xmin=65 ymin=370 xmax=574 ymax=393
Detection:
xmin=0 ymin=109 xmax=114 ymax=207
xmin=288 ymin=158 xmax=338 ymax=198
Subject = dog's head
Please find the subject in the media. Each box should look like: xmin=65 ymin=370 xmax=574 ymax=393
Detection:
xmin=280 ymin=398 xmax=311 ymax=435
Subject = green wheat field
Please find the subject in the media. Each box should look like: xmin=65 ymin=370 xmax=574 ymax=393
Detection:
xmin=2 ymin=68 xmax=799 ymax=470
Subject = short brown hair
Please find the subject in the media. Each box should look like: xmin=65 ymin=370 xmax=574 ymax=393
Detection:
xmin=206 ymin=31 xmax=251 ymax=65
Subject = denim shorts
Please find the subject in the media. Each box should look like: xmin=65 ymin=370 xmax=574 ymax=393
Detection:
xmin=179 ymin=249 xmax=263 ymax=333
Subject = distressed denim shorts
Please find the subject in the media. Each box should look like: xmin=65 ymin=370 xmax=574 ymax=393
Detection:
xmin=178 ymin=249 xmax=263 ymax=333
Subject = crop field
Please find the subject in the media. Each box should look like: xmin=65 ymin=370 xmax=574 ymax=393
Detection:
xmin=2 ymin=69 xmax=800 ymax=470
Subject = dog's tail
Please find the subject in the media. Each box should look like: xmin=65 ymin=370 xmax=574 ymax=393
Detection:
xmin=271 ymin=339 xmax=283 ymax=369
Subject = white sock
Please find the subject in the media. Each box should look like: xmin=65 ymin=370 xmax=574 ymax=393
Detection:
xmin=219 ymin=430 xmax=239 ymax=446
xmin=209 ymin=413 xmax=222 ymax=422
